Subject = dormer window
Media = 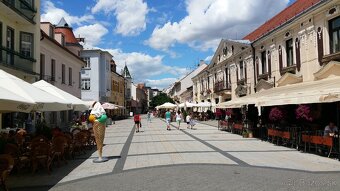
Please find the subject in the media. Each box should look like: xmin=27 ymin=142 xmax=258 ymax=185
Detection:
xmin=49 ymin=25 xmax=55 ymax=39
xmin=61 ymin=34 xmax=65 ymax=46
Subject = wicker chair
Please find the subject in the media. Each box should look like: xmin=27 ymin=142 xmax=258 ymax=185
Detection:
xmin=3 ymin=143 xmax=30 ymax=173
xmin=30 ymin=142 xmax=54 ymax=174
xmin=52 ymin=136 xmax=68 ymax=167
xmin=73 ymin=132 xmax=88 ymax=155
xmin=0 ymin=154 xmax=15 ymax=191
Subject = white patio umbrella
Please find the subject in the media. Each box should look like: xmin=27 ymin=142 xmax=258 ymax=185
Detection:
xmin=186 ymin=102 xmax=198 ymax=108
xmin=102 ymin=102 xmax=118 ymax=110
xmin=0 ymin=70 xmax=71 ymax=111
xmin=178 ymin=103 xmax=185 ymax=108
xmin=33 ymin=80 xmax=88 ymax=111
xmin=0 ymin=86 xmax=36 ymax=113
xmin=158 ymin=102 xmax=177 ymax=109
xmin=196 ymin=102 xmax=211 ymax=108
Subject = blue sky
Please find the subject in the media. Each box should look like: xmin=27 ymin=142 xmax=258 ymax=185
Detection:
xmin=41 ymin=0 xmax=295 ymax=89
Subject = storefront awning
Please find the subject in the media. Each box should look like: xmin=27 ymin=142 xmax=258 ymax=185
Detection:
xmin=217 ymin=76 xmax=340 ymax=108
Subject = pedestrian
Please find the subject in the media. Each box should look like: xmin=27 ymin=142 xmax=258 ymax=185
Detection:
xmin=176 ymin=111 xmax=182 ymax=130
xmin=134 ymin=113 xmax=141 ymax=133
xmin=186 ymin=113 xmax=191 ymax=129
xmin=147 ymin=111 xmax=152 ymax=123
xmin=165 ymin=109 xmax=171 ymax=130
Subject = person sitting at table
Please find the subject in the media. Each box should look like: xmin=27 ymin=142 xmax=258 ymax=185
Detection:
xmin=324 ymin=121 xmax=338 ymax=136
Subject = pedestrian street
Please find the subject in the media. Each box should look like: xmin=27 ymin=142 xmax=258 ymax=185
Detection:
xmin=9 ymin=116 xmax=340 ymax=191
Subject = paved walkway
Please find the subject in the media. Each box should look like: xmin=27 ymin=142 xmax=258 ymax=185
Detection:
xmin=8 ymin=116 xmax=340 ymax=190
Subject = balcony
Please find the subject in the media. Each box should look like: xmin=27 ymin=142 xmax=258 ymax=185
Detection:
xmin=214 ymin=81 xmax=231 ymax=93
xmin=0 ymin=0 xmax=37 ymax=24
xmin=40 ymin=75 xmax=56 ymax=84
xmin=280 ymin=65 xmax=296 ymax=76
xmin=258 ymin=73 xmax=269 ymax=81
xmin=322 ymin=51 xmax=340 ymax=65
xmin=0 ymin=46 xmax=36 ymax=75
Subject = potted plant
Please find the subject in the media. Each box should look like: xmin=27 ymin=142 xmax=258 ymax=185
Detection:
xmin=295 ymin=104 xmax=313 ymax=122
xmin=247 ymin=129 xmax=253 ymax=138
xmin=242 ymin=130 xmax=249 ymax=138
xmin=269 ymin=107 xmax=284 ymax=128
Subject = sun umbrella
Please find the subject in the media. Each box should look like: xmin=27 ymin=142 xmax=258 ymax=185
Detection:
xmin=0 ymin=69 xmax=71 ymax=111
xmin=0 ymin=86 xmax=36 ymax=112
xmin=33 ymin=80 xmax=88 ymax=111
xmin=102 ymin=102 xmax=117 ymax=110
xmin=158 ymin=102 xmax=177 ymax=109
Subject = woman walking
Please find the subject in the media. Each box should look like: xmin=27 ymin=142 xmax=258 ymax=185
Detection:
xmin=165 ymin=109 xmax=171 ymax=130
xmin=176 ymin=111 xmax=182 ymax=130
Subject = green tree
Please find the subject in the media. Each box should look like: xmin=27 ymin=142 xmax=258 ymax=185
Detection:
xmin=150 ymin=93 xmax=174 ymax=109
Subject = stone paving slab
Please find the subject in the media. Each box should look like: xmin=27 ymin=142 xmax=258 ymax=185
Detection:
xmin=8 ymin=116 xmax=340 ymax=190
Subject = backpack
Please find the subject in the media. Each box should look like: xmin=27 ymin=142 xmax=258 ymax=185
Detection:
xmin=134 ymin=115 xmax=139 ymax=122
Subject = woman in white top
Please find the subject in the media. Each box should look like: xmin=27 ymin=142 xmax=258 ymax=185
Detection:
xmin=186 ymin=113 xmax=191 ymax=129
xmin=176 ymin=111 xmax=182 ymax=130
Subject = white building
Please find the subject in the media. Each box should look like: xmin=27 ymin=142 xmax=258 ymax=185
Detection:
xmin=40 ymin=20 xmax=85 ymax=128
xmin=168 ymin=61 xmax=208 ymax=103
xmin=80 ymin=50 xmax=112 ymax=102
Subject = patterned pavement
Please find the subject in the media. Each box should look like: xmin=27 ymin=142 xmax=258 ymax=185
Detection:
xmin=8 ymin=116 xmax=340 ymax=190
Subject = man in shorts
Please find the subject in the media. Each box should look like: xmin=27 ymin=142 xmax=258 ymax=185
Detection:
xmin=134 ymin=114 xmax=141 ymax=132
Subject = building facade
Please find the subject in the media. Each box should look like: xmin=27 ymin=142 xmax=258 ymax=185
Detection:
xmin=0 ymin=0 xmax=41 ymax=129
xmin=193 ymin=0 xmax=340 ymax=109
xmin=192 ymin=40 xmax=251 ymax=106
xmin=110 ymin=60 xmax=125 ymax=117
xmin=168 ymin=60 xmax=208 ymax=103
xmin=0 ymin=0 xmax=41 ymax=82
xmin=40 ymin=21 xmax=85 ymax=128
xmin=80 ymin=50 xmax=112 ymax=102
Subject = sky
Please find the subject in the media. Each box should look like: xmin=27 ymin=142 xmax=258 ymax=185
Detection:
xmin=41 ymin=0 xmax=295 ymax=90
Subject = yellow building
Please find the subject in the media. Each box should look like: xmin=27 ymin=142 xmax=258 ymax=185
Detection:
xmin=0 ymin=0 xmax=41 ymax=82
xmin=1 ymin=0 xmax=41 ymax=129
xmin=109 ymin=60 xmax=125 ymax=118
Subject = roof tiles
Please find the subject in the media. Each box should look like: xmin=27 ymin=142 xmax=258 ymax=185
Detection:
xmin=243 ymin=0 xmax=323 ymax=42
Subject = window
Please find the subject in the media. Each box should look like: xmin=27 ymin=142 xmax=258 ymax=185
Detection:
xmin=0 ymin=23 xmax=2 ymax=62
xmin=329 ymin=16 xmax=340 ymax=54
xmin=239 ymin=61 xmax=244 ymax=79
xmin=83 ymin=57 xmax=91 ymax=68
xmin=51 ymin=59 xmax=55 ymax=81
xmin=20 ymin=32 xmax=33 ymax=58
xmin=225 ymin=67 xmax=229 ymax=84
xmin=81 ymin=79 xmax=91 ymax=90
xmin=62 ymin=64 xmax=65 ymax=84
xmin=61 ymin=35 xmax=65 ymax=46
xmin=21 ymin=0 xmax=34 ymax=9
xmin=40 ymin=54 xmax=45 ymax=80
xmin=49 ymin=25 xmax=54 ymax=39
xmin=261 ymin=51 xmax=267 ymax=74
xmin=286 ymin=38 xmax=294 ymax=67
xmin=79 ymin=72 xmax=81 ymax=88
xmin=68 ymin=67 xmax=72 ymax=86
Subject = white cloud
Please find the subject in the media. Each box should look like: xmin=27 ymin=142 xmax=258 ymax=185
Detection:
xmin=41 ymin=1 xmax=94 ymax=26
xmin=91 ymin=0 xmax=148 ymax=36
xmin=74 ymin=24 xmax=108 ymax=47
xmin=146 ymin=0 xmax=289 ymax=52
xmin=204 ymin=55 xmax=213 ymax=63
xmin=92 ymin=48 xmax=189 ymax=89
xmin=145 ymin=78 xmax=177 ymax=89
xmin=41 ymin=1 xmax=109 ymax=48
